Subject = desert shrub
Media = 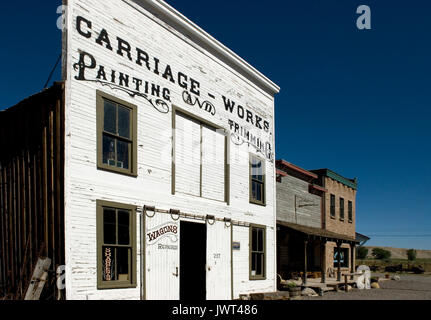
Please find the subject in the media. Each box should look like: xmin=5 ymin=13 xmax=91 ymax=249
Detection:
xmin=407 ymin=249 xmax=417 ymax=261
xmin=357 ymin=247 xmax=369 ymax=260
xmin=372 ymin=248 xmax=391 ymax=260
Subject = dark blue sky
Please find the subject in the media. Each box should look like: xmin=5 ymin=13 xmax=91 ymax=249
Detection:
xmin=1 ymin=1 xmax=430 ymax=249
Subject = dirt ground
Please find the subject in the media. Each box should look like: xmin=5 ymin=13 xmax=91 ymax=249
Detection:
xmin=302 ymin=273 xmax=431 ymax=300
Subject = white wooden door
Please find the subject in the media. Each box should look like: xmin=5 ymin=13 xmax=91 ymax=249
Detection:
xmin=145 ymin=213 xmax=180 ymax=300
xmin=206 ymin=221 xmax=232 ymax=300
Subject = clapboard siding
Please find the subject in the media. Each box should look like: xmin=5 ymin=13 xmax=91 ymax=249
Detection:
xmin=276 ymin=175 xmax=321 ymax=228
xmin=64 ymin=0 xmax=277 ymax=300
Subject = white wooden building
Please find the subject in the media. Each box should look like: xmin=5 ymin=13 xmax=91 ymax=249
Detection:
xmin=60 ymin=0 xmax=280 ymax=300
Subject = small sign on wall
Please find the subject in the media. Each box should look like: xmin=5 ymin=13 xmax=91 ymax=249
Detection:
xmin=232 ymin=242 xmax=240 ymax=250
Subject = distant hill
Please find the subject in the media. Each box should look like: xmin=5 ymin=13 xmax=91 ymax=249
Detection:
xmin=364 ymin=246 xmax=431 ymax=260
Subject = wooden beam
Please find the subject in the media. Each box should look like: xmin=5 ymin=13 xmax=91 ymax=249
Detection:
xmin=337 ymin=242 xmax=341 ymax=282
xmin=321 ymin=239 xmax=327 ymax=284
xmin=350 ymin=244 xmax=356 ymax=280
xmin=24 ymin=257 xmax=51 ymax=300
xmin=304 ymin=239 xmax=308 ymax=285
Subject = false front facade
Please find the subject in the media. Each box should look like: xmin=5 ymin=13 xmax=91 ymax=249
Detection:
xmin=62 ymin=0 xmax=280 ymax=300
xmin=0 ymin=0 xmax=280 ymax=300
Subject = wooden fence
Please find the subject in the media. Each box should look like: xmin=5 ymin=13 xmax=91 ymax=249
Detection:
xmin=0 ymin=82 xmax=65 ymax=299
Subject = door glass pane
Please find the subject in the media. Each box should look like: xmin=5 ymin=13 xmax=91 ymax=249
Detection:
xmin=103 ymin=208 xmax=116 ymax=244
xmin=116 ymin=140 xmax=129 ymax=169
xmin=103 ymin=135 xmax=116 ymax=166
xmin=102 ymin=246 xmax=116 ymax=281
xmin=117 ymin=247 xmax=130 ymax=281
xmin=118 ymin=106 xmax=131 ymax=139
xmin=117 ymin=210 xmax=130 ymax=245
xmin=104 ymin=100 xmax=117 ymax=134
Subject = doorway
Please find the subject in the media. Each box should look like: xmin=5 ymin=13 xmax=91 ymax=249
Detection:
xmin=180 ymin=221 xmax=207 ymax=300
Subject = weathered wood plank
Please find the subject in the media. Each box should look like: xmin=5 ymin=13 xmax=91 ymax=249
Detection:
xmin=24 ymin=257 xmax=52 ymax=300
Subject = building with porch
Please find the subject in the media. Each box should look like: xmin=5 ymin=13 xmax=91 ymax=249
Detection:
xmin=276 ymin=160 xmax=358 ymax=285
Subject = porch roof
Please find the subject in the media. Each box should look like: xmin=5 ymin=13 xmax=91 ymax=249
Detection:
xmin=277 ymin=221 xmax=358 ymax=243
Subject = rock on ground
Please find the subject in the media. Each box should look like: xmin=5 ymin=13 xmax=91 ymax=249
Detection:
xmin=301 ymin=288 xmax=318 ymax=297
xmin=371 ymin=282 xmax=380 ymax=289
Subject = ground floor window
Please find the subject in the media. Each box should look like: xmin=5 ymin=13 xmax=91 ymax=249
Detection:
xmin=97 ymin=200 xmax=137 ymax=289
xmin=250 ymin=225 xmax=266 ymax=280
xmin=333 ymin=247 xmax=349 ymax=268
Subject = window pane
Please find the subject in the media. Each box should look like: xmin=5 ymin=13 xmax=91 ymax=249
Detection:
xmin=116 ymin=140 xmax=130 ymax=169
xmin=103 ymin=135 xmax=116 ymax=166
xmin=251 ymin=158 xmax=263 ymax=181
xmin=104 ymin=100 xmax=117 ymax=134
xmin=252 ymin=228 xmax=258 ymax=251
xmin=258 ymin=229 xmax=264 ymax=252
xmin=251 ymin=253 xmax=256 ymax=274
xmin=102 ymin=246 xmax=116 ymax=281
xmin=117 ymin=247 xmax=130 ymax=281
xmin=118 ymin=106 xmax=131 ymax=139
xmin=103 ymin=209 xmax=116 ymax=245
xmin=256 ymin=253 xmax=262 ymax=275
xmin=252 ymin=182 xmax=262 ymax=202
xmin=118 ymin=210 xmax=130 ymax=245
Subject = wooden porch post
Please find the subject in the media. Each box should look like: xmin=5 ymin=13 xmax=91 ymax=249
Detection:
xmin=350 ymin=243 xmax=356 ymax=280
xmin=336 ymin=241 xmax=342 ymax=282
xmin=321 ymin=239 xmax=327 ymax=283
xmin=304 ymin=239 xmax=308 ymax=285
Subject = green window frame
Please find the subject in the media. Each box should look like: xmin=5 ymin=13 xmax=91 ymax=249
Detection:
xmin=249 ymin=154 xmax=265 ymax=206
xmin=249 ymin=225 xmax=266 ymax=280
xmin=97 ymin=200 xmax=137 ymax=289
xmin=330 ymin=194 xmax=336 ymax=219
xmin=97 ymin=90 xmax=138 ymax=176
xmin=340 ymin=197 xmax=345 ymax=221
xmin=348 ymin=200 xmax=353 ymax=223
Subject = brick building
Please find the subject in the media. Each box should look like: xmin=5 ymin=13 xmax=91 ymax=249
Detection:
xmin=311 ymin=169 xmax=358 ymax=281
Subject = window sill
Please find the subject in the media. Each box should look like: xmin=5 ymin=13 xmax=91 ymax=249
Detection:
xmin=97 ymin=283 xmax=137 ymax=290
xmin=330 ymin=216 xmax=336 ymax=220
xmin=250 ymin=200 xmax=266 ymax=207
xmin=97 ymin=165 xmax=138 ymax=178
xmin=348 ymin=220 xmax=353 ymax=224
xmin=249 ymin=276 xmax=266 ymax=281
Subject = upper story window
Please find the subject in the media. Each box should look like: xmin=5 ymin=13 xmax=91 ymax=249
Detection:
xmin=97 ymin=91 xmax=137 ymax=176
xmin=330 ymin=194 xmax=336 ymax=218
xmin=348 ymin=200 xmax=353 ymax=223
xmin=250 ymin=154 xmax=265 ymax=206
xmin=173 ymin=109 xmax=227 ymax=202
xmin=97 ymin=200 xmax=137 ymax=289
xmin=339 ymin=197 xmax=345 ymax=221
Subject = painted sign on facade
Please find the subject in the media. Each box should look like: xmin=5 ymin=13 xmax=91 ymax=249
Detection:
xmin=71 ymin=14 xmax=274 ymax=161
